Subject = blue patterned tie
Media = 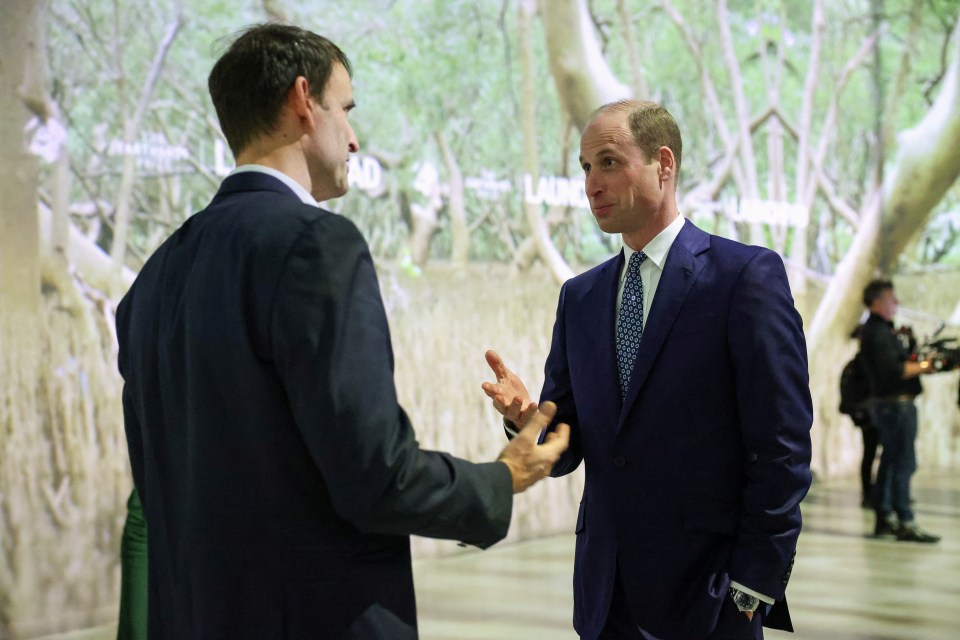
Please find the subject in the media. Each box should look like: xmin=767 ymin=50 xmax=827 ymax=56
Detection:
xmin=616 ymin=251 xmax=646 ymax=399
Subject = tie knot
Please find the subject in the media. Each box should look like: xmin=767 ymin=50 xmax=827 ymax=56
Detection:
xmin=628 ymin=251 xmax=646 ymax=272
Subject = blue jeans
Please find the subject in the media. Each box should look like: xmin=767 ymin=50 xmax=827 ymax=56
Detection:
xmin=870 ymin=400 xmax=918 ymax=523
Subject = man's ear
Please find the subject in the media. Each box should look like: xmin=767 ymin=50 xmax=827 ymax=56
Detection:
xmin=657 ymin=146 xmax=675 ymax=181
xmin=288 ymin=76 xmax=314 ymax=123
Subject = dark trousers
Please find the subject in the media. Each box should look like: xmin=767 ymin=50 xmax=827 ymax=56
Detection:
xmin=598 ymin=569 xmax=762 ymax=640
xmin=859 ymin=421 xmax=880 ymax=499
xmin=871 ymin=400 xmax=918 ymax=523
xmin=117 ymin=488 xmax=148 ymax=640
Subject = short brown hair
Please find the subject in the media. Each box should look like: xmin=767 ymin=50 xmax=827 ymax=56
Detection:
xmin=208 ymin=24 xmax=351 ymax=156
xmin=863 ymin=279 xmax=893 ymax=308
xmin=592 ymin=100 xmax=683 ymax=176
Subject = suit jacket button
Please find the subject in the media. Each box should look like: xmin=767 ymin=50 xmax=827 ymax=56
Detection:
xmin=614 ymin=457 xmax=626 ymax=468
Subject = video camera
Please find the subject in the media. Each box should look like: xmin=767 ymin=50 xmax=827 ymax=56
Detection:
xmin=918 ymin=322 xmax=960 ymax=372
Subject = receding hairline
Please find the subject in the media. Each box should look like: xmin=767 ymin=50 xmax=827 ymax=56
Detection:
xmin=583 ymin=99 xmax=682 ymax=174
xmin=587 ymin=99 xmax=661 ymax=125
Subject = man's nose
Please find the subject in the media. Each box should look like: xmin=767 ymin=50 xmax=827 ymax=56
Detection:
xmin=348 ymin=125 xmax=359 ymax=153
xmin=585 ymin=173 xmax=602 ymax=198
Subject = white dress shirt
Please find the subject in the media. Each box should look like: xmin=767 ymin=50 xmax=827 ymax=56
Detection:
xmin=615 ymin=213 xmax=685 ymax=325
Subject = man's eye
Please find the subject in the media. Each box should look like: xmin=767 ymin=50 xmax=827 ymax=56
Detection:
xmin=603 ymin=158 xmax=616 ymax=167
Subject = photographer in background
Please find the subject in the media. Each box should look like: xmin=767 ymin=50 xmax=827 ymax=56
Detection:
xmin=860 ymin=279 xmax=940 ymax=543
xmin=845 ymin=324 xmax=880 ymax=509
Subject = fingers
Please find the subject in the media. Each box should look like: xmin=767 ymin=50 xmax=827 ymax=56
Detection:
xmin=518 ymin=403 xmax=539 ymax=425
xmin=507 ymin=396 xmax=529 ymax=422
xmin=484 ymin=349 xmax=510 ymax=381
xmin=483 ymin=383 xmax=536 ymax=422
xmin=516 ymin=400 xmax=556 ymax=442
xmin=540 ymin=422 xmax=570 ymax=457
xmin=495 ymin=401 xmax=569 ymax=493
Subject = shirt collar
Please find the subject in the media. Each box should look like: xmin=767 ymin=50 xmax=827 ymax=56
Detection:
xmin=623 ymin=213 xmax=684 ymax=269
xmin=229 ymin=164 xmax=319 ymax=207
xmin=868 ymin=312 xmax=895 ymax=328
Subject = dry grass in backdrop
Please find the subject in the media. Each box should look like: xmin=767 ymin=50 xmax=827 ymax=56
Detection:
xmin=380 ymin=263 xmax=960 ymax=558
xmin=377 ymin=261 xmax=585 ymax=559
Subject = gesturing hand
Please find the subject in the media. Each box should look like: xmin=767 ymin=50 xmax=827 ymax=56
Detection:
xmin=481 ymin=350 xmax=538 ymax=426
xmin=496 ymin=401 xmax=570 ymax=493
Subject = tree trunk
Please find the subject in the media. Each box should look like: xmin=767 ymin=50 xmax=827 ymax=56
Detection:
xmin=615 ymin=0 xmax=649 ymax=98
xmin=878 ymin=13 xmax=960 ymax=270
xmin=408 ymin=162 xmax=442 ymax=267
xmin=521 ymin=0 xmax=574 ymax=285
xmin=791 ymin=0 xmax=825 ymax=295
xmin=435 ymin=131 xmax=470 ymax=266
xmin=2 ymin=2 xmax=129 ymax=636
xmin=1 ymin=2 xmax=47 ymax=636
xmin=806 ymin=13 xmax=960 ymax=475
xmin=0 ymin=4 xmax=44 ymax=630
xmin=108 ymin=12 xmax=183 ymax=293
xmin=540 ymin=0 xmax=631 ymax=131
xmin=38 ymin=203 xmax=137 ymax=293
xmin=0 ymin=0 xmax=42 ymax=318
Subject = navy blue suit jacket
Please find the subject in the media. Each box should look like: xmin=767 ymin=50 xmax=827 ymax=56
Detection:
xmin=540 ymin=220 xmax=812 ymax=639
xmin=117 ymin=172 xmax=513 ymax=639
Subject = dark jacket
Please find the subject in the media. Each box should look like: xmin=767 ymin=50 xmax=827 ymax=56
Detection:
xmin=539 ymin=220 xmax=812 ymax=639
xmin=860 ymin=312 xmax=922 ymax=399
xmin=117 ymin=172 xmax=512 ymax=639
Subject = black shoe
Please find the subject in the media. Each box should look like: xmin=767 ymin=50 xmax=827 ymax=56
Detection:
xmin=896 ymin=523 xmax=940 ymax=543
xmin=873 ymin=517 xmax=897 ymax=538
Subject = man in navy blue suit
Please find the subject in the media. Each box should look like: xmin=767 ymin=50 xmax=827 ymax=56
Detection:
xmin=116 ymin=24 xmax=568 ymax=639
xmin=483 ymin=101 xmax=812 ymax=639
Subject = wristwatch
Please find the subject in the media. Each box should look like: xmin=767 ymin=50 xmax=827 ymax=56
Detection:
xmin=728 ymin=587 xmax=760 ymax=613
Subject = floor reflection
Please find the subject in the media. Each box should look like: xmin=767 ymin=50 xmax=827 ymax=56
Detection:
xmin=413 ymin=472 xmax=960 ymax=640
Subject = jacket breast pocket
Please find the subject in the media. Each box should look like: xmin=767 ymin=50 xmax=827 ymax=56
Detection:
xmin=669 ymin=313 xmax=717 ymax=339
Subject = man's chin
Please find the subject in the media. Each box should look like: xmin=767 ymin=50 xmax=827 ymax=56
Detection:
xmin=315 ymin=184 xmax=349 ymax=202
xmin=594 ymin=218 xmax=619 ymax=235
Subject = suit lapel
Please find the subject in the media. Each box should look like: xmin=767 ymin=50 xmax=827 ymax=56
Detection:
xmin=570 ymin=252 xmax=624 ymax=428
xmin=618 ymin=220 xmax=708 ymax=430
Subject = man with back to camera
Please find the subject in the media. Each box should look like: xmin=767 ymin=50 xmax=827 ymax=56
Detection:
xmin=859 ymin=279 xmax=939 ymax=543
xmin=115 ymin=23 xmax=569 ymax=639
xmin=482 ymin=100 xmax=813 ymax=639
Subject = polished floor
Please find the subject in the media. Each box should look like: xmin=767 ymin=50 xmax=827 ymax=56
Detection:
xmin=35 ymin=472 xmax=960 ymax=640
xmin=414 ymin=471 xmax=960 ymax=640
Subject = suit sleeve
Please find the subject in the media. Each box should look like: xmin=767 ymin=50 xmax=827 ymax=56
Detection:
xmin=270 ymin=214 xmax=512 ymax=548
xmin=726 ymin=250 xmax=813 ymax=600
xmin=117 ymin=294 xmax=147 ymax=505
xmin=538 ymin=283 xmax=584 ymax=476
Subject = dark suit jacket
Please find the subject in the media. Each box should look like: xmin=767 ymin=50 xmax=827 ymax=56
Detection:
xmin=540 ymin=220 xmax=812 ymax=640
xmin=117 ymin=172 xmax=513 ymax=639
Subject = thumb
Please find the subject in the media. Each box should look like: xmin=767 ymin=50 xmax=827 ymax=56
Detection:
xmin=517 ymin=400 xmax=556 ymax=442
xmin=541 ymin=422 xmax=571 ymax=457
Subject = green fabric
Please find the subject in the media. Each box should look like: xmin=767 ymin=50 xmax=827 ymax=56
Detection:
xmin=117 ymin=488 xmax=148 ymax=640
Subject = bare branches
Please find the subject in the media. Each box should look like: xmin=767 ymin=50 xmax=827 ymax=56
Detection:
xmin=880 ymin=0 xmax=924 ymax=162
xmin=131 ymin=12 xmax=185 ymax=131
xmin=262 ymin=0 xmax=288 ymax=22
xmin=615 ymin=0 xmax=649 ymax=98
xmin=796 ymin=0 xmax=824 ymax=208
xmin=716 ymin=0 xmax=759 ymax=198
xmin=108 ymin=7 xmax=185 ymax=281
xmin=802 ymin=29 xmax=880 ymax=224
